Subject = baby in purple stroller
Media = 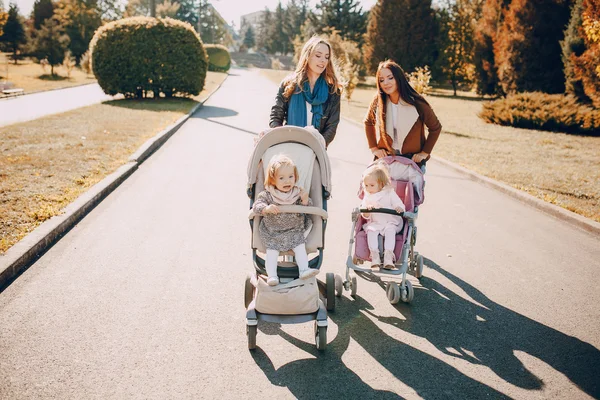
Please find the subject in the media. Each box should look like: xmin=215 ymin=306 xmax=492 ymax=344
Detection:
xmin=342 ymin=156 xmax=425 ymax=304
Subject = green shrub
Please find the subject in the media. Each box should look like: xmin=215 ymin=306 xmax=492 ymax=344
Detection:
xmin=205 ymin=44 xmax=230 ymax=72
xmin=89 ymin=17 xmax=208 ymax=98
xmin=479 ymin=92 xmax=600 ymax=136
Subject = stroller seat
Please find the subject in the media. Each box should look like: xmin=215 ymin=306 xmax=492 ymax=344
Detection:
xmin=354 ymin=180 xmax=415 ymax=262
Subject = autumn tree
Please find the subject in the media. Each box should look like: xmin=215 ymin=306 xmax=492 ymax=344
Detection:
xmin=363 ymin=0 xmax=437 ymax=74
xmin=54 ymin=0 xmax=102 ymax=63
xmin=437 ymin=0 xmax=482 ymax=95
xmin=561 ymin=0 xmax=588 ymax=101
xmin=494 ymin=0 xmax=572 ymax=94
xmin=572 ymin=0 xmax=600 ymax=106
xmin=472 ymin=0 xmax=510 ymax=96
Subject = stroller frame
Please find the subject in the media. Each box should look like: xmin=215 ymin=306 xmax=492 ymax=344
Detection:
xmin=244 ymin=127 xmax=340 ymax=351
xmin=341 ymin=157 xmax=426 ymax=305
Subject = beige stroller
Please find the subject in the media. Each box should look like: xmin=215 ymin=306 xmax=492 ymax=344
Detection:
xmin=245 ymin=126 xmax=341 ymax=351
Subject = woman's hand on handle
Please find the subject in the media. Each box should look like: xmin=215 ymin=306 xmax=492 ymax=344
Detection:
xmin=370 ymin=147 xmax=387 ymax=159
xmin=412 ymin=151 xmax=429 ymax=164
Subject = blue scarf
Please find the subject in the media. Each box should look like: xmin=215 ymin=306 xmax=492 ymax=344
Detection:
xmin=287 ymin=77 xmax=329 ymax=130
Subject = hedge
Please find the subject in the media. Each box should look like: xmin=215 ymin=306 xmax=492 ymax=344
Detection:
xmin=89 ymin=17 xmax=208 ymax=98
xmin=479 ymin=92 xmax=600 ymax=136
xmin=205 ymin=44 xmax=231 ymax=72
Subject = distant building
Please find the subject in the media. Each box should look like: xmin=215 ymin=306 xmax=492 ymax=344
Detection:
xmin=240 ymin=10 xmax=265 ymax=37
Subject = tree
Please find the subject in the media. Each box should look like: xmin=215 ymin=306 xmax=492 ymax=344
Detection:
xmin=156 ymin=0 xmax=179 ymax=17
xmin=561 ymin=0 xmax=587 ymax=101
xmin=257 ymin=8 xmax=274 ymax=52
xmin=494 ymin=0 xmax=573 ymax=94
xmin=0 ymin=4 xmax=26 ymax=64
xmin=315 ymin=0 xmax=367 ymax=46
xmin=34 ymin=17 xmax=70 ymax=74
xmin=436 ymin=0 xmax=482 ymax=95
xmin=32 ymin=0 xmax=54 ymax=30
xmin=0 ymin=7 xmax=8 ymax=39
xmin=197 ymin=0 xmax=231 ymax=45
xmin=472 ymin=0 xmax=510 ymax=96
xmin=363 ymin=0 xmax=437 ymax=75
xmin=271 ymin=1 xmax=288 ymax=54
xmin=174 ymin=0 xmax=199 ymax=29
xmin=54 ymin=0 xmax=102 ymax=63
xmin=572 ymin=0 xmax=600 ymax=106
xmin=243 ymin=24 xmax=255 ymax=49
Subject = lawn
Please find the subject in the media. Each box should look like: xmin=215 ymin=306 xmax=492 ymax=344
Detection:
xmin=260 ymin=69 xmax=600 ymax=223
xmin=0 ymin=71 xmax=228 ymax=253
xmin=0 ymin=53 xmax=96 ymax=95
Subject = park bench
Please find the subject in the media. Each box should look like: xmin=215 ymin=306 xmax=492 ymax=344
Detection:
xmin=2 ymin=88 xmax=24 ymax=97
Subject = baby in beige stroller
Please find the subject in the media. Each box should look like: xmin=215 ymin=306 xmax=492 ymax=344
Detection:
xmin=245 ymin=126 xmax=341 ymax=351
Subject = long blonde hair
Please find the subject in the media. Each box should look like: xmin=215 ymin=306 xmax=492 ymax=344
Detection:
xmin=282 ymin=36 xmax=343 ymax=99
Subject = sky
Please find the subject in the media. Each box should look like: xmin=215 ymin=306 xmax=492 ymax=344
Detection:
xmin=10 ymin=0 xmax=378 ymax=29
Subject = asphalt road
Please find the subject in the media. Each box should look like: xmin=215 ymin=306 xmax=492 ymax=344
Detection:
xmin=1 ymin=68 xmax=599 ymax=399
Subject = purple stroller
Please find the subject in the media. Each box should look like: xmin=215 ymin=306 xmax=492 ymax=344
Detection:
xmin=342 ymin=156 xmax=426 ymax=304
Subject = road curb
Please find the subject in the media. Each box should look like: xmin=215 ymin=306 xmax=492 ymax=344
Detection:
xmin=341 ymin=116 xmax=600 ymax=237
xmin=0 ymin=75 xmax=228 ymax=291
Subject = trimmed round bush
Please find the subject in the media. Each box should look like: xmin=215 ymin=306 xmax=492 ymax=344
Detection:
xmin=205 ymin=44 xmax=231 ymax=72
xmin=89 ymin=17 xmax=208 ymax=98
xmin=479 ymin=92 xmax=600 ymax=136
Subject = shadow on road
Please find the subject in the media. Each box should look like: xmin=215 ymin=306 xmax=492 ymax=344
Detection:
xmin=192 ymin=105 xmax=260 ymax=136
xmin=251 ymin=294 xmax=509 ymax=399
xmin=192 ymin=105 xmax=238 ymax=119
xmin=366 ymin=258 xmax=600 ymax=398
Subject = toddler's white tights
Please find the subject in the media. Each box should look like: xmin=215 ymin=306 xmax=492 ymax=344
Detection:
xmin=266 ymin=244 xmax=309 ymax=278
xmin=367 ymin=226 xmax=397 ymax=252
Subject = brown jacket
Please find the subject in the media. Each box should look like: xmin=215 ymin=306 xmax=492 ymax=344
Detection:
xmin=364 ymin=95 xmax=442 ymax=157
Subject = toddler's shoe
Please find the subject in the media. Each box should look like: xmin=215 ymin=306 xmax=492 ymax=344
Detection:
xmin=267 ymin=276 xmax=279 ymax=286
xmin=299 ymin=268 xmax=319 ymax=279
xmin=370 ymin=250 xmax=382 ymax=268
xmin=383 ymin=250 xmax=396 ymax=270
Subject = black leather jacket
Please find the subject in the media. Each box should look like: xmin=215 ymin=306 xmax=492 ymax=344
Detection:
xmin=269 ymin=82 xmax=341 ymax=147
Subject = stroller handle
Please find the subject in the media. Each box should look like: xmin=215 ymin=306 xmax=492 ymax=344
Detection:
xmin=249 ymin=205 xmax=328 ymax=220
xmin=359 ymin=208 xmax=403 ymax=216
xmin=358 ymin=208 xmax=417 ymax=221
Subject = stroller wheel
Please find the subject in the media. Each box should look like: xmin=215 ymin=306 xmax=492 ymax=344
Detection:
xmin=247 ymin=325 xmax=257 ymax=350
xmin=350 ymin=275 xmax=358 ymax=297
xmin=386 ymin=282 xmax=401 ymax=304
xmin=415 ymin=254 xmax=424 ymax=279
xmin=244 ymin=274 xmax=255 ymax=308
xmin=314 ymin=322 xmax=327 ymax=351
xmin=334 ymin=274 xmax=343 ymax=297
xmin=401 ymin=280 xmax=415 ymax=303
xmin=325 ymin=273 xmax=335 ymax=312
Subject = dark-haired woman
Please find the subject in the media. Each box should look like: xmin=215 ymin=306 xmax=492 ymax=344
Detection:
xmin=364 ymin=60 xmax=442 ymax=164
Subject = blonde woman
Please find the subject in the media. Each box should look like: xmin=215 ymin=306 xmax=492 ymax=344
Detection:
xmin=269 ymin=36 xmax=343 ymax=148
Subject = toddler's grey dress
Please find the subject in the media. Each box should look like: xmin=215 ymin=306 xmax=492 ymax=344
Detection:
xmin=253 ymin=191 xmax=313 ymax=251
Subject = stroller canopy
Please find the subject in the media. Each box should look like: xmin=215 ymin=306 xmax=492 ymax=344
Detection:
xmin=247 ymin=126 xmax=333 ymax=194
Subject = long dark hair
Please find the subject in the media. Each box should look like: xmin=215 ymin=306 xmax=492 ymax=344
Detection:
xmin=375 ymin=60 xmax=426 ymax=135
xmin=376 ymin=60 xmax=425 ymax=104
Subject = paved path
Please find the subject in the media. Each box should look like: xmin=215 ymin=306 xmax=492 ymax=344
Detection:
xmin=0 ymin=83 xmax=113 ymax=127
xmin=1 ymin=68 xmax=599 ymax=399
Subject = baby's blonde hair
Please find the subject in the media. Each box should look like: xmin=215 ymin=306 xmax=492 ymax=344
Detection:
xmin=265 ymin=155 xmax=299 ymax=187
xmin=363 ymin=164 xmax=390 ymax=190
